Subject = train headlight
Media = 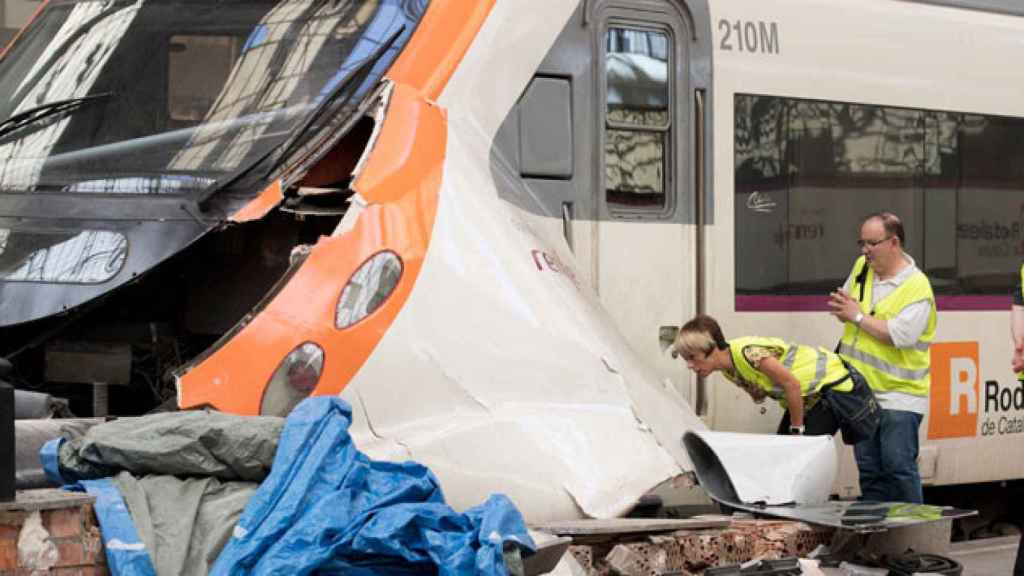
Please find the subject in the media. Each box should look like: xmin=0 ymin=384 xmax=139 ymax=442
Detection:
xmin=335 ymin=251 xmax=403 ymax=329
xmin=259 ymin=342 xmax=324 ymax=416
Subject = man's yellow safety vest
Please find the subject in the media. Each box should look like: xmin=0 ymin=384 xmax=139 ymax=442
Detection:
xmin=837 ymin=256 xmax=936 ymax=398
xmin=728 ymin=336 xmax=853 ymax=407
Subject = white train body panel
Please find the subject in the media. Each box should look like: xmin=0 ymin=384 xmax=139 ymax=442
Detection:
xmin=341 ymin=0 xmax=1024 ymax=502
xmin=342 ymin=0 xmax=703 ymax=521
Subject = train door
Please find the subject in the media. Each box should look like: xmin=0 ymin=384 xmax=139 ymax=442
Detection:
xmin=594 ymin=2 xmax=699 ymax=404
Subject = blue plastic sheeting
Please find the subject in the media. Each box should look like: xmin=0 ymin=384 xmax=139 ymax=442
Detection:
xmin=40 ymin=437 xmax=63 ymax=485
xmin=75 ymin=478 xmax=157 ymax=576
xmin=44 ymin=438 xmax=156 ymax=573
xmin=211 ymin=397 xmax=535 ymax=576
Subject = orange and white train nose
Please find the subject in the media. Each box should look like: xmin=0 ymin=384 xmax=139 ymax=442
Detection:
xmin=178 ymin=0 xmax=705 ymax=523
xmin=176 ymin=0 xmax=481 ymax=417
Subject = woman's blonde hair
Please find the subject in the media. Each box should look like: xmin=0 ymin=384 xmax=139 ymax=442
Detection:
xmin=672 ymin=314 xmax=728 ymax=358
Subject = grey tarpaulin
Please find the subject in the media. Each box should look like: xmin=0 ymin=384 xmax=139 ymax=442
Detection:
xmin=58 ymin=409 xmax=283 ymax=482
xmin=54 ymin=410 xmax=283 ymax=576
xmin=14 ymin=390 xmax=74 ymax=419
xmin=16 ymin=419 xmax=101 ymax=489
xmin=112 ymin=472 xmax=257 ymax=576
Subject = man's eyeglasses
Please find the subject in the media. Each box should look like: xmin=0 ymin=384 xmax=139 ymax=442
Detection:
xmin=857 ymin=236 xmax=892 ymax=249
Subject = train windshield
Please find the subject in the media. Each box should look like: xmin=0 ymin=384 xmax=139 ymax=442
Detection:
xmin=0 ymin=0 xmax=423 ymax=195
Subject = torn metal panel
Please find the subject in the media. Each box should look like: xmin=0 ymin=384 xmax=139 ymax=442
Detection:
xmin=339 ymin=65 xmax=703 ymax=521
xmin=227 ymin=181 xmax=284 ymax=223
xmin=349 ymin=81 xmax=394 ymax=181
xmin=683 ymin=431 xmax=977 ymax=533
xmin=684 ymin=430 xmax=837 ymax=506
xmin=343 ymin=159 xmax=696 ymax=520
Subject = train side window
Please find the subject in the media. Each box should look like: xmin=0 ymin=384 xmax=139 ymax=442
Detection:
xmin=519 ymin=76 xmax=573 ymax=179
xmin=736 ymin=95 xmax=926 ymax=295
xmin=736 ymin=93 xmax=1024 ymax=301
xmin=922 ymin=112 xmax=960 ymax=293
xmin=168 ymin=35 xmax=240 ymax=124
xmin=604 ymin=26 xmax=670 ymax=213
xmin=954 ymin=113 xmax=1024 ymax=293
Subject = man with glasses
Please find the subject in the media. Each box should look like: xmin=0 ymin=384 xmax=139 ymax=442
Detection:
xmin=827 ymin=212 xmax=936 ymax=504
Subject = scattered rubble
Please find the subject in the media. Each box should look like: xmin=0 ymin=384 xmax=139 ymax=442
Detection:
xmin=557 ymin=518 xmax=833 ymax=576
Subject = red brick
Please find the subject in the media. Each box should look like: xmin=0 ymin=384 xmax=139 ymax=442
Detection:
xmin=53 ymin=539 xmax=86 ymax=567
xmin=0 ymin=511 xmax=28 ymax=530
xmin=51 ymin=568 xmax=83 ymax=576
xmin=0 ymin=525 xmax=18 ymax=542
xmin=44 ymin=508 xmax=84 ymax=539
xmin=0 ymin=538 xmax=16 ymax=571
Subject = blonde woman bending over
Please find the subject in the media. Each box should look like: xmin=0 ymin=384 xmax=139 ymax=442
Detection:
xmin=673 ymin=314 xmax=878 ymax=442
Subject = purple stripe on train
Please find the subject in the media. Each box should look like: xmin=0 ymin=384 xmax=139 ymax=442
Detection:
xmin=736 ymin=295 xmax=1013 ymax=312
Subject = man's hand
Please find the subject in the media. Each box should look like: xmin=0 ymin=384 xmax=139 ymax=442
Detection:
xmin=1012 ymin=343 xmax=1024 ymax=373
xmin=828 ymin=289 xmax=860 ymax=324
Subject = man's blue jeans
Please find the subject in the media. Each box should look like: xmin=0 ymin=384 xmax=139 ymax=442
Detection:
xmin=854 ymin=409 xmax=923 ymax=503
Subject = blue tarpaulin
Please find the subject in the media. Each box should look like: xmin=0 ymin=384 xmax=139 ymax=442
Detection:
xmin=45 ymin=441 xmax=159 ymax=575
xmin=209 ymin=396 xmax=534 ymax=575
xmin=44 ymin=397 xmax=533 ymax=575
xmin=76 ymin=479 xmax=158 ymax=576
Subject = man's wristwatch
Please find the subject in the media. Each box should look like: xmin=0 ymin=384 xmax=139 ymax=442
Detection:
xmin=853 ymin=312 xmax=864 ymax=326
xmin=789 ymin=425 xmax=805 ymax=435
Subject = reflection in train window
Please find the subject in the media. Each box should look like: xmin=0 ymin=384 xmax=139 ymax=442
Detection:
xmin=168 ymin=35 xmax=241 ymax=123
xmin=0 ymin=0 xmax=410 ymax=195
xmin=604 ymin=26 xmax=670 ymax=211
xmin=735 ymin=94 xmax=1024 ymax=297
xmin=0 ymin=229 xmax=128 ymax=284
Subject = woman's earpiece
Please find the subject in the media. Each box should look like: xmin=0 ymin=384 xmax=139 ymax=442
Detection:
xmin=714 ymin=334 xmax=728 ymax=350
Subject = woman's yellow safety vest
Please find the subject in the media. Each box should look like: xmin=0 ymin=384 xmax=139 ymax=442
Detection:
xmin=836 ymin=256 xmax=936 ymax=398
xmin=727 ymin=336 xmax=853 ymax=407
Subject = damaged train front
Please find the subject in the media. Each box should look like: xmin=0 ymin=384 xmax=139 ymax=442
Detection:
xmin=0 ymin=0 xmax=425 ymax=416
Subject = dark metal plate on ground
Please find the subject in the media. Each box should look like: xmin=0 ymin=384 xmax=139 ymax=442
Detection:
xmin=524 ymin=536 xmax=572 ymax=576
xmin=533 ymin=517 xmax=731 ymax=536
xmin=711 ymin=499 xmax=976 ymax=533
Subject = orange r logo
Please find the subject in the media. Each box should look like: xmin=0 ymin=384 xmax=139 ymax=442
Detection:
xmin=927 ymin=342 xmax=980 ymax=439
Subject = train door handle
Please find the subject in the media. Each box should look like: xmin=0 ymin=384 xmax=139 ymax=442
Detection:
xmin=660 ymin=325 xmax=680 ymax=354
xmin=561 ymin=201 xmax=574 ymax=252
